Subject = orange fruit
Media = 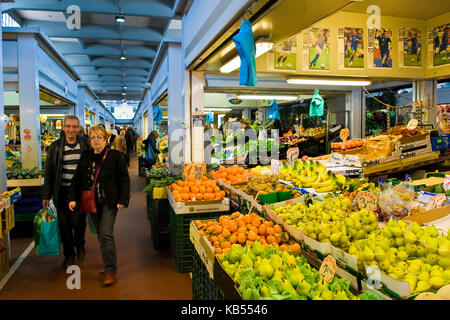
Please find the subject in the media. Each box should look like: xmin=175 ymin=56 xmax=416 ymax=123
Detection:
xmin=181 ymin=193 xmax=189 ymax=201
xmin=229 ymin=234 xmax=237 ymax=244
xmin=273 ymin=225 xmax=282 ymax=234
xmin=200 ymin=176 xmax=208 ymax=181
xmin=213 ymin=186 xmax=221 ymax=193
xmin=188 ymin=193 xmax=195 ymax=200
xmin=176 ymin=180 xmax=184 ymax=186
xmin=199 ymin=186 xmax=206 ymax=194
xmin=251 ymin=218 xmax=261 ymax=227
xmin=214 ymin=192 xmax=222 ymax=200
xmin=258 ymin=225 xmax=266 ymax=236
xmin=246 ymin=240 xmax=254 ymax=247
xmin=266 ymin=227 xmax=275 ymax=236
xmin=231 ymin=212 xmax=241 ymax=219
xmin=243 ymin=215 xmax=252 ymax=224
xmin=220 ymin=241 xmax=231 ymax=249
xmin=221 ymin=229 xmax=231 ymax=238
xmin=182 ymin=186 xmax=190 ymax=193
xmin=213 ymin=240 xmax=220 ymax=248
xmin=247 ymin=231 xmax=258 ymax=241
xmin=291 ymin=243 xmax=301 ymax=251
xmin=214 ymin=247 xmax=222 ymax=255
xmin=266 ymin=235 xmax=276 ymax=244
xmin=196 ymin=193 xmax=203 ymax=200
xmin=237 ymin=233 xmax=246 ymax=244
xmin=227 ymin=221 xmax=237 ymax=232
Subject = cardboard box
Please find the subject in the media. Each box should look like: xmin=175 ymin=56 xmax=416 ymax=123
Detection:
xmin=213 ymin=256 xmax=242 ymax=300
xmin=331 ymin=245 xmax=359 ymax=272
xmin=167 ymin=188 xmax=230 ymax=214
xmin=396 ymin=136 xmax=431 ymax=152
xmin=190 ymin=221 xmax=216 ymax=279
xmin=404 ymin=205 xmax=450 ymax=226
xmin=303 ymin=234 xmax=331 ymax=255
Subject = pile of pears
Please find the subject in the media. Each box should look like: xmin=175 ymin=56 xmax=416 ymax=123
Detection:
xmin=218 ymin=241 xmax=373 ymax=300
xmin=348 ymin=219 xmax=450 ymax=294
xmin=274 ymin=195 xmax=379 ymax=249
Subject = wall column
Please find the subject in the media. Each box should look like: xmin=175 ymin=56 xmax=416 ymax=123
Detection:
xmin=413 ymin=79 xmax=437 ymax=127
xmin=17 ymin=34 xmax=41 ymax=170
xmin=346 ymin=88 xmax=363 ymax=139
xmin=190 ymin=71 xmax=204 ymax=164
xmin=0 ymin=4 xmax=6 ymax=191
xmin=167 ymin=43 xmax=185 ymax=175
xmin=75 ymin=85 xmax=86 ymax=128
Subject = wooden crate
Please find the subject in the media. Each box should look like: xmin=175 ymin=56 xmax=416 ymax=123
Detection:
xmin=4 ymin=206 xmax=15 ymax=233
xmin=6 ymin=177 xmax=44 ymax=187
xmin=0 ymin=231 xmax=10 ymax=281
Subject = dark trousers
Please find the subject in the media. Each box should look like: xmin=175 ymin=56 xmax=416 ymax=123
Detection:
xmin=90 ymin=203 xmax=118 ymax=274
xmin=57 ymin=188 xmax=87 ymax=259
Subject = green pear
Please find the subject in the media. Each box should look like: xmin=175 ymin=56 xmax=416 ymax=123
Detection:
xmin=405 ymin=244 xmax=418 ymax=256
xmin=431 ymin=265 xmax=443 ymax=272
xmin=397 ymin=250 xmax=409 ymax=260
xmin=416 ymin=230 xmax=425 ymax=238
xmin=437 ymin=235 xmax=448 ymax=247
xmin=408 ymin=264 xmax=421 ymax=274
xmin=374 ymin=246 xmax=387 ymax=261
xmin=390 ymin=227 xmax=404 ymax=237
xmin=296 ymin=280 xmax=311 ymax=296
xmin=421 ymin=263 xmax=432 ymax=272
xmin=404 ymin=230 xmax=417 ymax=244
xmin=395 ymin=237 xmax=405 ymax=247
xmin=430 ymin=277 xmax=445 ymax=289
xmin=425 ymin=237 xmax=438 ymax=253
xmin=430 ymin=269 xmax=443 ymax=278
xmin=397 ymin=261 xmax=409 ymax=270
xmin=356 ymin=229 xmax=366 ymax=240
xmin=416 ymin=246 xmax=426 ymax=257
xmin=379 ymin=259 xmax=391 ymax=271
xmin=382 ymin=228 xmax=393 ymax=238
xmin=411 ymin=222 xmax=422 ymax=234
xmin=398 ymin=246 xmax=406 ymax=252
xmin=379 ymin=239 xmax=391 ymax=252
xmin=438 ymin=240 xmax=450 ymax=257
xmin=442 ymin=270 xmax=450 ymax=282
xmin=418 ymin=271 xmax=430 ymax=281
xmin=363 ymin=246 xmax=375 ymax=261
xmin=438 ymin=256 xmax=450 ymax=268
xmin=404 ymin=274 xmax=418 ymax=292
xmin=425 ymin=225 xmax=439 ymax=238
xmin=389 ymin=247 xmax=398 ymax=254
xmin=426 ymin=253 xmax=439 ymax=265
xmin=330 ymin=232 xmax=342 ymax=245
xmin=415 ymin=280 xmax=432 ymax=293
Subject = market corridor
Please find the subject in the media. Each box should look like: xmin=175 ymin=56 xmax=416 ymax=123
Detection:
xmin=0 ymin=157 xmax=192 ymax=300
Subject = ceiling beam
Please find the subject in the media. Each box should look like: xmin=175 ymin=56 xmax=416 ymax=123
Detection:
xmin=23 ymin=20 xmax=164 ymax=42
xmin=54 ymin=43 xmax=157 ymax=59
xmin=4 ymin=0 xmax=174 ymax=19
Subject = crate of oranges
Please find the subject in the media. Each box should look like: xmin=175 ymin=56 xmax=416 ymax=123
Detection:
xmin=209 ymin=165 xmax=249 ymax=185
xmin=168 ymin=176 xmax=230 ymax=214
xmin=190 ymin=212 xmax=301 ymax=273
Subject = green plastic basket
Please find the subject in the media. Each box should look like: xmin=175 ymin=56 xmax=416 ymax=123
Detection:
xmin=258 ymin=192 xmax=278 ymax=205
xmin=277 ymin=190 xmax=292 ymax=202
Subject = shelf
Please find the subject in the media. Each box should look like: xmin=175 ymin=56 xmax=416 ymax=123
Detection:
xmin=7 ymin=177 xmax=44 ymax=187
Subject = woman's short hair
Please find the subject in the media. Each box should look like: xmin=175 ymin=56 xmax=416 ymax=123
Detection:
xmin=88 ymin=125 xmax=108 ymax=141
xmin=150 ymin=131 xmax=159 ymax=138
xmin=240 ymin=118 xmax=250 ymax=125
xmin=120 ymin=130 xmax=126 ymax=136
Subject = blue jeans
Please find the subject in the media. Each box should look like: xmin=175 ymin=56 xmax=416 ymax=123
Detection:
xmin=91 ymin=203 xmax=118 ymax=274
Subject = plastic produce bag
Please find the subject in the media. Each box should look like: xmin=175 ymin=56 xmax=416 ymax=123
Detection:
xmin=87 ymin=213 xmax=97 ymax=235
xmin=153 ymin=105 xmax=163 ymax=124
xmin=233 ymin=19 xmax=257 ymax=87
xmin=206 ymin=111 xmax=214 ymax=123
xmin=309 ymin=89 xmax=324 ymax=117
xmin=268 ymin=99 xmax=281 ymax=120
xmin=33 ymin=206 xmax=60 ymax=256
xmin=378 ymin=180 xmax=416 ymax=221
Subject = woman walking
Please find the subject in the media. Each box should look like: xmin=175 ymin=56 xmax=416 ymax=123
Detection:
xmin=142 ymin=131 xmax=160 ymax=170
xmin=113 ymin=130 xmax=128 ymax=156
xmin=68 ymin=125 xmax=130 ymax=286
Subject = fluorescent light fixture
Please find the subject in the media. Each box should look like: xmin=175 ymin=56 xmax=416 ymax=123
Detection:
xmin=204 ymin=108 xmax=232 ymax=112
xmin=122 ymin=92 xmax=126 ymax=96
xmin=220 ymin=41 xmax=273 ymax=73
xmin=123 ymin=86 xmax=127 ymax=89
xmin=286 ymin=78 xmax=372 ymax=86
xmin=41 ymin=113 xmax=66 ymax=117
xmin=115 ymin=15 xmax=125 ymax=23
xmin=237 ymin=95 xmax=298 ymax=101
xmin=120 ymin=56 xmax=126 ymax=60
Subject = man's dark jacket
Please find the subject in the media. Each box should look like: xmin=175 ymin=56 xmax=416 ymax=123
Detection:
xmin=42 ymin=136 xmax=91 ymax=205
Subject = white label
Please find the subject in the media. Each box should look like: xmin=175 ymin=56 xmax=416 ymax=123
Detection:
xmin=331 ymin=152 xmax=344 ymax=165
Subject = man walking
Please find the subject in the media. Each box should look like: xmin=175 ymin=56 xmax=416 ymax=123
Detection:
xmin=124 ymin=127 xmax=134 ymax=166
xmin=42 ymin=115 xmax=91 ymax=268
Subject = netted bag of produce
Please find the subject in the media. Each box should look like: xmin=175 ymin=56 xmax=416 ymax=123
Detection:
xmin=378 ymin=181 xmax=415 ymax=221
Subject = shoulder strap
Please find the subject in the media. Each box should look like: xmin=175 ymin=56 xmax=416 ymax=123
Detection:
xmin=91 ymin=149 xmax=109 ymax=190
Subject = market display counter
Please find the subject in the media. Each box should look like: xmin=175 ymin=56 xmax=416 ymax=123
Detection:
xmin=6 ymin=177 xmax=44 ymax=188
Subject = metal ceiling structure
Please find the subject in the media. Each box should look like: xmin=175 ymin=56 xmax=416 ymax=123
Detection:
xmin=3 ymin=0 xmax=184 ymax=101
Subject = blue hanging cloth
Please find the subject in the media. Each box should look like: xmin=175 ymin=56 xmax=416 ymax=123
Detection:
xmin=309 ymin=89 xmax=324 ymax=117
xmin=153 ymin=105 xmax=163 ymax=124
xmin=206 ymin=111 xmax=214 ymax=123
xmin=268 ymin=99 xmax=281 ymax=120
xmin=232 ymin=19 xmax=257 ymax=87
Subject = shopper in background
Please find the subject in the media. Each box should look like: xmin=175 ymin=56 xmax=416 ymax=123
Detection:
xmin=113 ymin=130 xmax=128 ymax=157
xmin=42 ymin=115 xmax=91 ymax=269
xmin=68 ymin=125 xmax=130 ymax=286
xmin=110 ymin=124 xmax=118 ymax=136
xmin=240 ymin=118 xmax=257 ymax=164
xmin=124 ymin=127 xmax=134 ymax=166
xmin=142 ymin=131 xmax=160 ymax=169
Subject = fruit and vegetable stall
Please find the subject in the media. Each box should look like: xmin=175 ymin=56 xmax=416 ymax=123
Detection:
xmin=142 ymin=159 xmax=450 ymax=300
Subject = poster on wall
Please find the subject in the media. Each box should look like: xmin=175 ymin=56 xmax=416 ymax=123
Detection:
xmin=398 ymin=27 xmax=422 ymax=67
xmin=428 ymin=23 xmax=450 ymax=67
xmin=302 ymin=28 xmax=330 ymax=71
xmin=272 ymin=36 xmax=297 ymax=70
xmin=368 ymin=28 xmax=392 ymax=68
xmin=338 ymin=27 xmax=364 ymax=69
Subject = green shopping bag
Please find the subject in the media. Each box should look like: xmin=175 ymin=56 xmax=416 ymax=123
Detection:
xmin=87 ymin=213 xmax=97 ymax=235
xmin=33 ymin=207 xmax=61 ymax=256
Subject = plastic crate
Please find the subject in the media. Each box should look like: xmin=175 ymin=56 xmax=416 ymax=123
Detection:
xmin=431 ymin=136 xmax=449 ymax=151
xmin=169 ymin=206 xmax=225 ymax=273
xmin=13 ymin=195 xmax=43 ymax=214
xmin=150 ymin=198 xmax=170 ymax=249
xmin=192 ymin=250 xmax=224 ymax=300
xmin=138 ymin=157 xmax=146 ymax=177
xmin=146 ymin=192 xmax=153 ymax=221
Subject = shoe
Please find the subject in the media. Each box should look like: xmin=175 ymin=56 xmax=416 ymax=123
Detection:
xmin=103 ymin=273 xmax=115 ymax=286
xmin=62 ymin=256 xmax=75 ymax=269
xmin=77 ymin=246 xmax=86 ymax=261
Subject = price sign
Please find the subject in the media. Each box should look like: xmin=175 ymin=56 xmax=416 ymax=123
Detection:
xmin=407 ymin=119 xmax=418 ymax=130
xmin=287 ymin=147 xmax=299 ymax=165
xmin=340 ymin=128 xmax=350 ymax=144
xmin=355 ymin=191 xmax=378 ymax=211
xmin=271 ymin=159 xmax=281 ymax=175
xmin=184 ymin=163 xmax=206 ymax=180
xmin=444 ymin=175 xmax=450 ymax=192
xmin=319 ymin=255 xmax=337 ymax=283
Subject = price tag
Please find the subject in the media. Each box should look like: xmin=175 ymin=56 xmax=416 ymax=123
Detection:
xmin=271 ymin=159 xmax=281 ymax=175
xmin=407 ymin=119 xmax=418 ymax=130
xmin=355 ymin=191 xmax=378 ymax=211
xmin=184 ymin=163 xmax=206 ymax=180
xmin=340 ymin=128 xmax=350 ymax=144
xmin=287 ymin=147 xmax=299 ymax=165
xmin=293 ymin=125 xmax=301 ymax=135
xmin=319 ymin=255 xmax=337 ymax=283
xmin=444 ymin=175 xmax=450 ymax=192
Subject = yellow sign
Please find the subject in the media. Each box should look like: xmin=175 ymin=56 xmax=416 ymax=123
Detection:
xmin=355 ymin=191 xmax=378 ymax=212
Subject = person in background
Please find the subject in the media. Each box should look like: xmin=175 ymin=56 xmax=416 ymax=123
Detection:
xmin=132 ymin=128 xmax=139 ymax=153
xmin=142 ymin=131 xmax=160 ymax=170
xmin=240 ymin=118 xmax=256 ymax=164
xmin=78 ymin=126 xmax=89 ymax=139
xmin=124 ymin=127 xmax=134 ymax=166
xmin=68 ymin=125 xmax=130 ymax=286
xmin=42 ymin=115 xmax=91 ymax=268
xmin=110 ymin=124 xmax=118 ymax=136
xmin=113 ymin=130 xmax=128 ymax=157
